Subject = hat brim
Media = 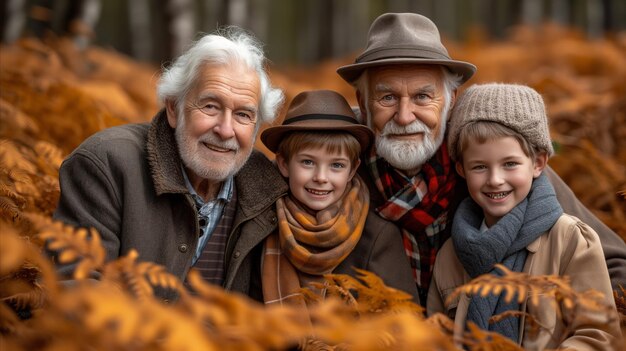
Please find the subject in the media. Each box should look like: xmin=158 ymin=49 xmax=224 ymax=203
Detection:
xmin=260 ymin=119 xmax=374 ymax=154
xmin=337 ymin=58 xmax=477 ymax=85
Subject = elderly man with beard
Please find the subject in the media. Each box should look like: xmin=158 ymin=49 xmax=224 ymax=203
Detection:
xmin=52 ymin=28 xmax=286 ymax=301
xmin=337 ymin=13 xmax=626 ymax=305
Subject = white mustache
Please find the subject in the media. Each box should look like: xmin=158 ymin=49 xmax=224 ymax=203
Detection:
xmin=379 ymin=120 xmax=431 ymax=137
xmin=199 ymin=135 xmax=240 ymax=151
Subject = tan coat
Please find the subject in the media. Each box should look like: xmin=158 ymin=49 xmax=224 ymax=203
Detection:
xmin=427 ymin=214 xmax=622 ymax=351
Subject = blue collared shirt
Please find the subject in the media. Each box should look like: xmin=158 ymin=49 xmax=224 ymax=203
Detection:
xmin=182 ymin=168 xmax=233 ymax=265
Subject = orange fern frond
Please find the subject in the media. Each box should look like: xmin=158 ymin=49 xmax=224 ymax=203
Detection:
xmin=310 ymin=269 xmax=424 ymax=316
xmin=0 ymin=140 xmax=38 ymax=174
xmin=26 ymin=213 xmax=106 ymax=279
xmin=464 ymin=322 xmax=523 ymax=351
xmin=101 ymin=250 xmax=186 ymax=300
xmin=0 ymin=196 xmax=22 ymax=220
xmin=0 ymin=221 xmax=59 ymax=301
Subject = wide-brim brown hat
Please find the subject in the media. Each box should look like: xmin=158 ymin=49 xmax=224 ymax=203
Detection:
xmin=260 ymin=90 xmax=374 ymax=153
xmin=337 ymin=13 xmax=477 ymax=85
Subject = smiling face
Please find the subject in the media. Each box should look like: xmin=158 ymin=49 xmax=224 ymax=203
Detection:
xmin=456 ymin=136 xmax=547 ymax=227
xmin=277 ymin=146 xmax=359 ymax=212
xmin=359 ymin=65 xmax=452 ymax=174
xmin=167 ymin=63 xmax=260 ymax=191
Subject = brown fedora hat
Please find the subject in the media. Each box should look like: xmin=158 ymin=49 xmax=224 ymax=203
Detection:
xmin=337 ymin=13 xmax=477 ymax=84
xmin=260 ymin=90 xmax=374 ymax=153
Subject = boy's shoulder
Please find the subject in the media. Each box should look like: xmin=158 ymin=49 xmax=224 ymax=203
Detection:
xmin=529 ymin=213 xmax=602 ymax=261
xmin=363 ymin=209 xmax=400 ymax=235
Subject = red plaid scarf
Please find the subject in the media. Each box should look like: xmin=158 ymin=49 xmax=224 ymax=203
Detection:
xmin=367 ymin=144 xmax=456 ymax=303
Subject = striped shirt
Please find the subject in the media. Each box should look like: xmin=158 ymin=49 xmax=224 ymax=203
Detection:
xmin=181 ymin=168 xmax=233 ymax=265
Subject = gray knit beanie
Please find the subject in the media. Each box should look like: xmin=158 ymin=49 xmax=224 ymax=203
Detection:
xmin=447 ymin=83 xmax=553 ymax=161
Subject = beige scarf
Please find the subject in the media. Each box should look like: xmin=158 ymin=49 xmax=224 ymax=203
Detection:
xmin=262 ymin=176 xmax=369 ymax=308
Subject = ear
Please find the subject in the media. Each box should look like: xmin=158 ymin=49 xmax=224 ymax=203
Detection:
xmin=532 ymin=152 xmax=548 ymax=178
xmin=356 ymin=90 xmax=367 ymax=121
xmin=455 ymin=161 xmax=466 ymax=178
xmin=165 ymin=100 xmax=179 ymax=128
xmin=348 ymin=158 xmax=361 ymax=181
xmin=450 ymin=89 xmax=458 ymax=109
xmin=276 ymin=154 xmax=290 ymax=178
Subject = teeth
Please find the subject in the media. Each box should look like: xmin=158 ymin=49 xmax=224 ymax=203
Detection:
xmin=307 ymin=189 xmax=331 ymax=195
xmin=486 ymin=191 xmax=510 ymax=199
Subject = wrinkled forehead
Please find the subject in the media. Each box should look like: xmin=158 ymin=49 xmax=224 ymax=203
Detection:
xmin=188 ymin=62 xmax=261 ymax=100
xmin=366 ymin=64 xmax=445 ymax=88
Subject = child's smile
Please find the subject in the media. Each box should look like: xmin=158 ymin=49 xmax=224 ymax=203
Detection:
xmin=278 ymin=146 xmax=357 ymax=212
xmin=457 ymin=136 xmax=544 ymax=227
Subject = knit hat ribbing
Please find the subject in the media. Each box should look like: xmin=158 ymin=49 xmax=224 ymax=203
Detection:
xmin=447 ymin=83 xmax=554 ymax=161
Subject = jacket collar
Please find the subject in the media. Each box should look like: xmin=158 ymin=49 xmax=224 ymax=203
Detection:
xmin=147 ymin=109 xmax=188 ymax=195
xmin=146 ymin=109 xmax=288 ymax=209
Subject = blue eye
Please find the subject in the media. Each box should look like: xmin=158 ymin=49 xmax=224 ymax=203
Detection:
xmin=234 ymin=112 xmax=256 ymax=125
xmin=379 ymin=95 xmax=397 ymax=107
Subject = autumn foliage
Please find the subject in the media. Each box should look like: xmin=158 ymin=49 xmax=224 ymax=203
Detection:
xmin=1 ymin=23 xmax=625 ymax=350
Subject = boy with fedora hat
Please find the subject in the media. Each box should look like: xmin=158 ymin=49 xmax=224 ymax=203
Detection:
xmin=427 ymin=83 xmax=621 ymax=349
xmin=259 ymin=90 xmax=419 ymax=308
xmin=336 ymin=12 xmax=626 ymax=304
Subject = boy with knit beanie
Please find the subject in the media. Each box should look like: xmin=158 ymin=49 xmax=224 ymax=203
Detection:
xmin=427 ymin=83 xmax=621 ymax=350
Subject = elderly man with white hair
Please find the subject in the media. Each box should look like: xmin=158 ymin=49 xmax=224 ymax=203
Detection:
xmin=338 ymin=13 xmax=626 ymax=305
xmin=53 ymin=27 xmax=287 ymax=301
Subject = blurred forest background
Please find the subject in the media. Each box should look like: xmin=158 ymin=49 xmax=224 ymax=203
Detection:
xmin=2 ymin=0 xmax=626 ymax=64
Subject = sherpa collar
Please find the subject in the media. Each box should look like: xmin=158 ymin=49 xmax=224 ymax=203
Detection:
xmin=147 ymin=109 xmax=188 ymax=195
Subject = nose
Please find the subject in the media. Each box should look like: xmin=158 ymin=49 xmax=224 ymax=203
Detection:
xmin=393 ymin=97 xmax=416 ymax=126
xmin=312 ymin=166 xmax=328 ymax=183
xmin=487 ymin=169 xmax=505 ymax=186
xmin=213 ymin=109 xmax=236 ymax=139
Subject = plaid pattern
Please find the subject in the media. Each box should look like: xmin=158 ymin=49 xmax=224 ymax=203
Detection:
xmin=261 ymin=177 xmax=369 ymax=307
xmin=193 ymin=186 xmax=237 ymax=286
xmin=367 ymin=144 xmax=456 ymax=303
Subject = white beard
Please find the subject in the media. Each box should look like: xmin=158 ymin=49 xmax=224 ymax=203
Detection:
xmin=175 ymin=109 xmax=251 ymax=182
xmin=374 ymin=113 xmax=448 ymax=172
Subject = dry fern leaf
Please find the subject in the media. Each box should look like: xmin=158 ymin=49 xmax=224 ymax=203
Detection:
xmin=464 ymin=322 xmax=523 ymax=351
xmin=101 ymin=249 xmax=186 ymax=300
xmin=0 ymin=220 xmax=59 ymax=298
xmin=26 ymin=213 xmax=105 ymax=280
xmin=46 ymin=282 xmax=219 ymax=351
xmin=311 ymin=269 xmax=423 ymax=316
xmin=0 ymin=140 xmax=38 ymax=175
xmin=182 ymin=269 xmax=311 ymax=350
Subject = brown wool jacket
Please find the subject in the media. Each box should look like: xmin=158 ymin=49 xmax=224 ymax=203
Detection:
xmin=327 ymin=210 xmax=419 ymax=302
xmin=427 ymin=214 xmax=622 ymax=351
xmin=53 ymin=110 xmax=288 ymax=300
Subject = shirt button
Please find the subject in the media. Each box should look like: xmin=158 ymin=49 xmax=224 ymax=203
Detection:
xmin=270 ymin=216 xmax=277 ymax=224
xmin=178 ymin=244 xmax=188 ymax=253
xmin=233 ymin=251 xmax=241 ymax=258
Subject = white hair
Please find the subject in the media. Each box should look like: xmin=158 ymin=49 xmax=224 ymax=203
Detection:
xmin=156 ymin=27 xmax=284 ymax=125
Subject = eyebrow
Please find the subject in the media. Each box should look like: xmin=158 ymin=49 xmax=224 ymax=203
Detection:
xmin=197 ymin=92 xmax=258 ymax=114
xmin=416 ymin=85 xmax=436 ymax=94
xmin=373 ymin=83 xmax=393 ymax=92
xmin=373 ymin=83 xmax=437 ymax=94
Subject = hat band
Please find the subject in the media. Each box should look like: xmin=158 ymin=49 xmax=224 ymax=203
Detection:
xmin=357 ymin=46 xmax=450 ymax=63
xmin=283 ymin=114 xmax=358 ymax=125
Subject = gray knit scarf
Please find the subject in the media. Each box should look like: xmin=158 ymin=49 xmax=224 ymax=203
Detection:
xmin=451 ymin=173 xmax=563 ymax=342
